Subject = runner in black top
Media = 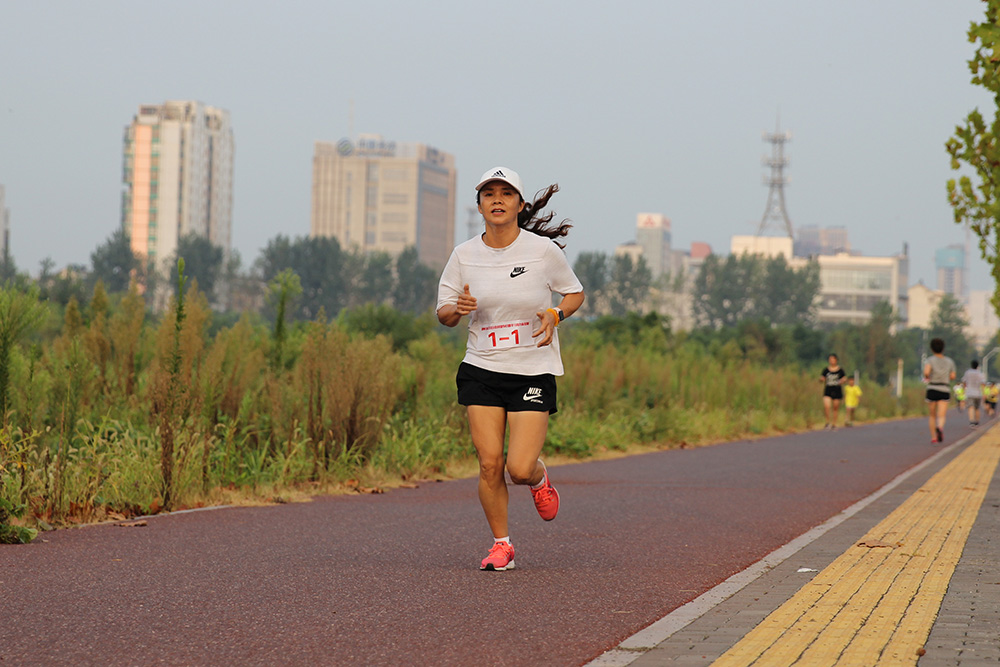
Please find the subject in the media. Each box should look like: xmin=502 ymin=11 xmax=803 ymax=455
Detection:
xmin=820 ymin=353 xmax=847 ymax=430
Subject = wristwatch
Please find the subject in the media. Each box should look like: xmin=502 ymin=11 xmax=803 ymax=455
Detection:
xmin=554 ymin=307 xmax=565 ymax=322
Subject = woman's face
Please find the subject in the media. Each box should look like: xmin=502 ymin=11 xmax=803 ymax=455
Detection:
xmin=829 ymin=355 xmax=838 ymax=366
xmin=477 ymin=180 xmax=525 ymax=227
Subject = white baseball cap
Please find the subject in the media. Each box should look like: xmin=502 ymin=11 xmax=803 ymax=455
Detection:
xmin=475 ymin=166 xmax=523 ymax=199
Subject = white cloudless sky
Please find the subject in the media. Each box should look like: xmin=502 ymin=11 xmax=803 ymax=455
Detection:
xmin=0 ymin=0 xmax=996 ymax=290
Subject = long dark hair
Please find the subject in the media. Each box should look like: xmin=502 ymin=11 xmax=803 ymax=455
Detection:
xmin=518 ymin=185 xmax=573 ymax=249
xmin=478 ymin=183 xmax=573 ymax=248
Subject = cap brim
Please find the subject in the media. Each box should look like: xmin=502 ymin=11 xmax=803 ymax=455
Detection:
xmin=475 ymin=177 xmax=522 ymax=197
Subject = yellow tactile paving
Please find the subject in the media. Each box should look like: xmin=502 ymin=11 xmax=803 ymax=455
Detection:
xmin=712 ymin=425 xmax=1000 ymax=667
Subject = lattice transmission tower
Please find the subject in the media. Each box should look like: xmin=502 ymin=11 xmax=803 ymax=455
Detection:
xmin=756 ymin=118 xmax=794 ymax=239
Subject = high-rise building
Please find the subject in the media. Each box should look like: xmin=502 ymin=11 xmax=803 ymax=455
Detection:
xmin=935 ymin=244 xmax=966 ymax=300
xmin=0 ymin=184 xmax=9 ymax=263
xmin=967 ymin=289 xmax=1000 ymax=348
xmin=906 ymin=281 xmax=945 ymax=330
xmin=635 ymin=213 xmax=672 ymax=278
xmin=121 ymin=101 xmax=234 ymax=270
xmin=310 ymin=134 xmax=456 ymax=270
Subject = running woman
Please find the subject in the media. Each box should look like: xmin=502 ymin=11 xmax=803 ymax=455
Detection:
xmin=820 ymin=354 xmax=847 ymax=429
xmin=436 ymin=166 xmax=585 ymax=572
xmin=923 ymin=337 xmax=957 ymax=443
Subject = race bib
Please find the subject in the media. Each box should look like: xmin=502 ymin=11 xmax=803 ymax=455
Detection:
xmin=476 ymin=320 xmax=534 ymax=351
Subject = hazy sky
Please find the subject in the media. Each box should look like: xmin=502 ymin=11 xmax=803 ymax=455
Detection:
xmin=1 ymin=0 xmax=996 ymax=290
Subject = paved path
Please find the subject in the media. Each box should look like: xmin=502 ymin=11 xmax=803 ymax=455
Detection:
xmin=2 ymin=417 xmax=995 ymax=665
xmin=592 ymin=422 xmax=1000 ymax=666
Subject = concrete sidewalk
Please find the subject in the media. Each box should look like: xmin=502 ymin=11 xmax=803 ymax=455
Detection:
xmin=590 ymin=423 xmax=1000 ymax=666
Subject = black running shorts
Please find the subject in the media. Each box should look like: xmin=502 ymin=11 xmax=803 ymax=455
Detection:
xmin=926 ymin=389 xmax=950 ymax=402
xmin=823 ymin=386 xmax=844 ymax=400
xmin=456 ymin=362 xmax=557 ymax=414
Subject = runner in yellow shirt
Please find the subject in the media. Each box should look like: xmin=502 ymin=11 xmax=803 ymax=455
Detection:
xmin=986 ymin=382 xmax=998 ymax=418
xmin=843 ymin=376 xmax=862 ymax=427
xmin=953 ymin=382 xmax=966 ymax=413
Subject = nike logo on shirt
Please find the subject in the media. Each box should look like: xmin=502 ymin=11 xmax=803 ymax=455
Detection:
xmin=510 ymin=267 xmax=527 ymax=278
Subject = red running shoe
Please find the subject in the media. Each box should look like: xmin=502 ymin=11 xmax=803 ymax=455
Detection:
xmin=531 ymin=460 xmax=560 ymax=521
xmin=480 ymin=541 xmax=515 ymax=571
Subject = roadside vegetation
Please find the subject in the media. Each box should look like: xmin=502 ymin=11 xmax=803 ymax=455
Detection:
xmin=0 ymin=267 xmax=934 ymax=542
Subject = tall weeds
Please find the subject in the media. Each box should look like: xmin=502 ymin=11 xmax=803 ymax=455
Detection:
xmin=0 ymin=285 xmax=46 ymax=421
xmin=0 ymin=278 xmax=929 ymax=531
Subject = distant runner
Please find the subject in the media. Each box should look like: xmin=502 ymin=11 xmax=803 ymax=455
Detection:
xmin=953 ymin=382 xmax=966 ymax=413
xmin=843 ymin=376 xmax=862 ymax=427
xmin=961 ymin=359 xmax=986 ymax=427
xmin=820 ymin=354 xmax=847 ymax=430
xmin=923 ymin=338 xmax=956 ymax=443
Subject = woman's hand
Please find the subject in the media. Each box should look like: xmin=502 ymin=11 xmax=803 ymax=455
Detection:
xmin=532 ymin=309 xmax=557 ymax=347
xmin=455 ymin=284 xmax=477 ymax=316
xmin=436 ymin=284 xmax=477 ymax=327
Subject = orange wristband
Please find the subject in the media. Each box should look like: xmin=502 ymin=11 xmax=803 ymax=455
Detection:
xmin=547 ymin=308 xmax=561 ymax=326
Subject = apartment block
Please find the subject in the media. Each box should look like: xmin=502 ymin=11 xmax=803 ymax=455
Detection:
xmin=311 ymin=135 xmax=456 ymax=270
xmin=121 ymin=101 xmax=234 ymax=271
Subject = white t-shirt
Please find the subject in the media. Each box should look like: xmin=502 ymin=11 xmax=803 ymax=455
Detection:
xmin=962 ymin=368 xmax=986 ymax=397
xmin=925 ymin=355 xmax=956 ymax=392
xmin=436 ymin=230 xmax=584 ymax=376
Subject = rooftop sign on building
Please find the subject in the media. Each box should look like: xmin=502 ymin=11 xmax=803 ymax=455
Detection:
xmin=338 ymin=136 xmax=397 ymax=158
xmin=637 ymin=213 xmax=670 ymax=230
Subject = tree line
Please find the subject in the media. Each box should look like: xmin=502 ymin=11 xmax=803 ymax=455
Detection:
xmin=1 ymin=227 xmax=990 ymax=385
xmin=2 ymin=230 xmax=439 ymax=323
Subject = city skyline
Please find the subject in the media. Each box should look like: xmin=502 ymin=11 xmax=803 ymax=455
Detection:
xmin=0 ymin=0 xmax=995 ymax=292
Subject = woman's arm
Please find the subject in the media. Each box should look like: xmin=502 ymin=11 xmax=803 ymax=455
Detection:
xmin=533 ymin=290 xmax=585 ymax=347
xmin=557 ymin=291 xmax=585 ymax=318
xmin=436 ymin=284 xmax=476 ymax=328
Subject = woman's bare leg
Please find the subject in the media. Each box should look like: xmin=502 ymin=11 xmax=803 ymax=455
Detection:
xmin=467 ymin=405 xmax=510 ymax=539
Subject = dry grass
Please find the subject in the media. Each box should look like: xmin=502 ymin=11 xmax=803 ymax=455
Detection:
xmin=0 ymin=281 xmax=930 ymax=532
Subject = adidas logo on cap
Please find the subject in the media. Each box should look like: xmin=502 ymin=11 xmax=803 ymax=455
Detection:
xmin=476 ymin=166 xmax=523 ymax=197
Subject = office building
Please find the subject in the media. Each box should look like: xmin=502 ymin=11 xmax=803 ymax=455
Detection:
xmin=967 ymin=290 xmax=999 ymax=349
xmin=635 ymin=213 xmax=672 ymax=278
xmin=613 ymin=241 xmax=644 ymax=266
xmin=311 ymin=135 xmax=456 ymax=270
xmin=935 ymin=244 xmax=966 ymax=300
xmin=663 ymin=242 xmax=713 ymax=330
xmin=795 ymin=225 xmax=849 ymax=256
xmin=121 ymin=101 xmax=234 ymax=270
xmin=809 ymin=252 xmax=909 ymax=326
xmin=731 ymin=235 xmax=793 ymax=261
xmin=907 ymin=281 xmax=946 ymax=330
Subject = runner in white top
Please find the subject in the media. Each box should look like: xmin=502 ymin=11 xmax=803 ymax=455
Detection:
xmin=436 ymin=166 xmax=585 ymax=571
